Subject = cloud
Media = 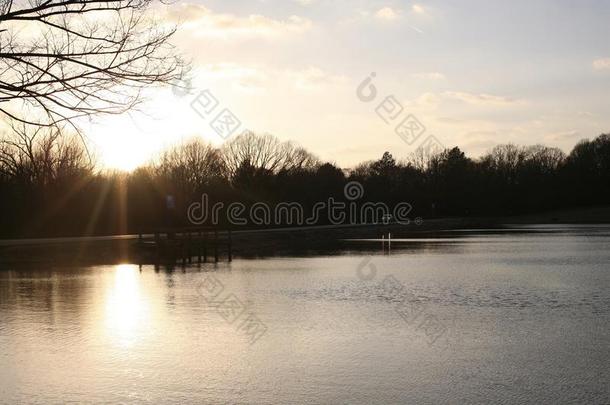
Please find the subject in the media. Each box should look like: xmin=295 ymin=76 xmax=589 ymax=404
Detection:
xmin=375 ymin=7 xmax=400 ymax=21
xmin=460 ymin=132 xmax=499 ymax=152
xmin=164 ymin=4 xmax=312 ymax=39
xmin=593 ymin=58 xmax=610 ymax=70
xmin=442 ymin=91 xmax=522 ymax=106
xmin=294 ymin=0 xmax=315 ymax=5
xmin=402 ymin=92 xmax=442 ymax=110
xmin=197 ymin=63 xmax=269 ymax=92
xmin=290 ymin=67 xmax=348 ymax=91
xmin=544 ymin=130 xmax=580 ymax=143
xmin=411 ymin=4 xmax=425 ymax=14
xmin=412 ymin=72 xmax=446 ymax=80
xmin=193 ymin=64 xmax=347 ymax=93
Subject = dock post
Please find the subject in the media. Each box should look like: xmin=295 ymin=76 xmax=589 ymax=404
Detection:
xmin=203 ymin=231 xmax=208 ymax=262
xmin=214 ymin=229 xmax=219 ymax=262
xmin=154 ymin=232 xmax=160 ymax=262
xmin=187 ymin=232 xmax=192 ymax=263
xmin=198 ymin=231 xmax=202 ymax=263
xmin=181 ymin=236 xmax=186 ymax=266
xmin=228 ymin=229 xmax=232 ymax=262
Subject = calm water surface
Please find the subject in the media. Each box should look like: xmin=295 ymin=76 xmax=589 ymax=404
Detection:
xmin=1 ymin=225 xmax=609 ymax=404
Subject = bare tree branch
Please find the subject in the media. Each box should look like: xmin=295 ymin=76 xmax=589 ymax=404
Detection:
xmin=221 ymin=131 xmax=320 ymax=176
xmin=0 ymin=0 xmax=186 ymax=133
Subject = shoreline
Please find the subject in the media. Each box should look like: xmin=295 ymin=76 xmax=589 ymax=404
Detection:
xmin=1 ymin=205 xmax=609 ymax=267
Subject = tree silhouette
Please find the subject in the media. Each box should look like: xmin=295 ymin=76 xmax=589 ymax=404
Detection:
xmin=0 ymin=131 xmax=609 ymax=238
xmin=222 ymin=131 xmax=319 ymax=176
xmin=0 ymin=0 xmax=185 ymax=135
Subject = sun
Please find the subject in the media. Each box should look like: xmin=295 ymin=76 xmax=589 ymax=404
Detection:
xmin=99 ymin=141 xmax=147 ymax=172
xmin=89 ymin=119 xmax=158 ymax=172
xmin=84 ymin=86 xmax=217 ymax=171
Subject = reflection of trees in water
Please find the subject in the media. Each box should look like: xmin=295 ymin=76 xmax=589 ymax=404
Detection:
xmin=0 ymin=267 xmax=102 ymax=330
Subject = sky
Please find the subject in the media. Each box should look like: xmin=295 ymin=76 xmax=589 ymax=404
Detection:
xmin=86 ymin=0 xmax=610 ymax=170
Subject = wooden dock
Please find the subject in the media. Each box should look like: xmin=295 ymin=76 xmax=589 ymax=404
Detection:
xmin=136 ymin=227 xmax=232 ymax=265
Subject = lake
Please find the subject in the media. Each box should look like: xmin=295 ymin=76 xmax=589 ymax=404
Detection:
xmin=1 ymin=225 xmax=609 ymax=404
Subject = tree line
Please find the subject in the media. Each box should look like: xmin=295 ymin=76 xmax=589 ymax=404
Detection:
xmin=0 ymin=130 xmax=609 ymax=238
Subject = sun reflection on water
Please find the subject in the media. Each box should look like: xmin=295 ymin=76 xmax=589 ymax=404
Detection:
xmin=104 ymin=264 xmax=150 ymax=348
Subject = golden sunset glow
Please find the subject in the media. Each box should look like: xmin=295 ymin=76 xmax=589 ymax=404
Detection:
xmin=104 ymin=265 xmax=150 ymax=347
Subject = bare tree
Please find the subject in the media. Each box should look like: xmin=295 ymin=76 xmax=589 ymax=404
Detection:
xmin=153 ymin=138 xmax=226 ymax=190
xmin=221 ymin=131 xmax=319 ymax=176
xmin=524 ymin=145 xmax=565 ymax=173
xmin=406 ymin=144 xmax=448 ymax=171
xmin=0 ymin=123 xmax=93 ymax=183
xmin=479 ymin=144 xmax=527 ymax=184
xmin=481 ymin=144 xmax=566 ymax=181
xmin=0 ymin=0 xmax=185 ymax=135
